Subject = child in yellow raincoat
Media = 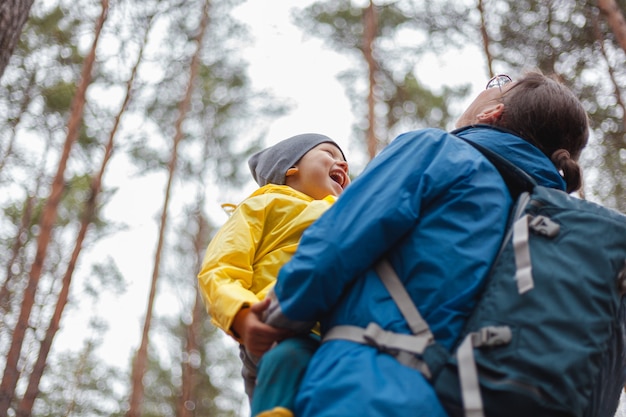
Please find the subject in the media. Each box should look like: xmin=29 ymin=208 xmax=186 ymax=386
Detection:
xmin=197 ymin=133 xmax=350 ymax=417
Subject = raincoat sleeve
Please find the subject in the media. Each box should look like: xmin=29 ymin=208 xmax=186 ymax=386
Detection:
xmin=197 ymin=198 xmax=265 ymax=338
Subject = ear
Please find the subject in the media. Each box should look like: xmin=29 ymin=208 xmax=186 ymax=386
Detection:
xmin=285 ymin=167 xmax=299 ymax=177
xmin=477 ymin=103 xmax=504 ymax=123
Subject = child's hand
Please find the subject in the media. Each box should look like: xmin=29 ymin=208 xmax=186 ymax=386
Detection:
xmin=233 ymin=298 xmax=293 ymax=357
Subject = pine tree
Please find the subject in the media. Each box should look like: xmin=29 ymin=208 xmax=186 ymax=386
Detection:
xmin=33 ymin=320 xmax=126 ymax=417
xmin=0 ymin=0 xmax=276 ymax=415
xmin=0 ymin=0 xmax=36 ymax=78
xmin=0 ymin=0 xmax=109 ymax=412
xmin=469 ymin=0 xmax=626 ymax=210
xmin=296 ymin=0 xmax=470 ymax=162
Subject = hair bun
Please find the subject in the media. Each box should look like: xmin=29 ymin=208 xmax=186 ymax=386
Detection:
xmin=551 ymin=148 xmax=582 ymax=193
xmin=551 ymin=149 xmax=571 ymax=166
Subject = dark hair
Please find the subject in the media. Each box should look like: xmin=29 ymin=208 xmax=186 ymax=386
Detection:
xmin=496 ymin=71 xmax=589 ymax=193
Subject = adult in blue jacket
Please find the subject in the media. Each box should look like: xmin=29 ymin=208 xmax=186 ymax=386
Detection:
xmin=264 ymin=72 xmax=590 ymax=417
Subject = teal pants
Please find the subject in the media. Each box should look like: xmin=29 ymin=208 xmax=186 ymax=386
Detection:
xmin=250 ymin=334 xmax=319 ymax=416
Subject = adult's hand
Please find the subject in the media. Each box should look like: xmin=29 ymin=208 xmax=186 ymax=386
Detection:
xmin=232 ymin=298 xmax=293 ymax=357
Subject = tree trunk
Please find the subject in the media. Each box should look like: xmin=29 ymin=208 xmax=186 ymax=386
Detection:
xmin=0 ymin=0 xmax=35 ymax=80
xmin=592 ymin=8 xmax=626 ymax=132
xmin=363 ymin=1 xmax=378 ymax=161
xmin=178 ymin=201 xmax=211 ymax=417
xmin=0 ymin=1 xmax=108 ymax=413
xmin=14 ymin=1 xmax=151 ymax=413
xmin=179 ymin=293 xmax=203 ymax=417
xmin=477 ymin=0 xmax=494 ymax=77
xmin=61 ymin=341 xmax=94 ymax=417
xmin=597 ymin=0 xmax=626 ymax=54
xmin=126 ymin=1 xmax=210 ymax=415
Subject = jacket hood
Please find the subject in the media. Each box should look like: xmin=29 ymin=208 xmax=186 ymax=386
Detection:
xmin=249 ymin=184 xmax=314 ymax=200
xmin=453 ymin=125 xmax=566 ymax=191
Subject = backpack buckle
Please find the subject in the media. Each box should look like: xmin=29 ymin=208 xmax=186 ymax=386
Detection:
xmin=362 ymin=322 xmax=432 ymax=354
xmin=529 ymin=215 xmax=560 ymax=237
xmin=617 ymin=260 xmax=626 ymax=296
xmin=471 ymin=326 xmax=512 ymax=347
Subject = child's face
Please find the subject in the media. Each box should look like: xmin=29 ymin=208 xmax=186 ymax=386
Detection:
xmin=286 ymin=143 xmax=350 ymax=200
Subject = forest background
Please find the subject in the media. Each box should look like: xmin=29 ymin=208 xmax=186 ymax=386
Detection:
xmin=0 ymin=0 xmax=625 ymax=416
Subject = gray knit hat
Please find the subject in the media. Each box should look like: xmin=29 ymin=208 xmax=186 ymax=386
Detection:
xmin=248 ymin=133 xmax=346 ymax=186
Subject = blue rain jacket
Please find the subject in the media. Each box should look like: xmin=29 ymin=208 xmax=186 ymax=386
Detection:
xmin=266 ymin=125 xmax=567 ymax=417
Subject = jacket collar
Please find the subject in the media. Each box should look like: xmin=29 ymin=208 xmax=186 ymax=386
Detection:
xmin=250 ymin=184 xmax=315 ymax=201
xmin=452 ymin=125 xmax=566 ymax=191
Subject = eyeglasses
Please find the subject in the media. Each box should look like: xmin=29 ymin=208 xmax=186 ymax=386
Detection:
xmin=486 ymin=74 xmax=513 ymax=91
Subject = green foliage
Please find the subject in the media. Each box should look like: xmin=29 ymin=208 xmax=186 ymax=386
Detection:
xmin=84 ymin=258 xmax=127 ymax=299
xmin=386 ymin=71 xmax=470 ymax=133
xmin=56 ymin=174 xmax=93 ymax=227
xmin=299 ymin=0 xmax=471 ymax=151
xmin=2 ymin=195 xmax=44 ymax=233
xmin=41 ymin=81 xmax=76 ymax=113
xmin=473 ymin=0 xmax=626 ymax=211
xmin=127 ymin=142 xmax=169 ymax=173
xmin=35 ymin=336 xmax=126 ymax=417
xmin=301 ymin=0 xmax=626 ymax=210
xmin=142 ymin=316 xmax=243 ymax=417
xmin=27 ymin=6 xmax=81 ymax=48
xmin=138 ymin=348 xmax=178 ymax=417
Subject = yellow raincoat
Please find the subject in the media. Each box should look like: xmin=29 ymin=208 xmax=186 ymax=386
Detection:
xmin=197 ymin=184 xmax=335 ymax=340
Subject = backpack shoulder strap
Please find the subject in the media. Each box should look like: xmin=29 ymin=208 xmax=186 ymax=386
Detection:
xmin=454 ymin=136 xmax=537 ymax=197
xmin=323 ymin=259 xmax=436 ymax=378
xmin=374 ymin=260 xmax=431 ymax=335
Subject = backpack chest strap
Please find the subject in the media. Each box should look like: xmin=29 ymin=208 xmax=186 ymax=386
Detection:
xmin=322 ymin=260 xmax=438 ymax=378
xmin=323 ymin=322 xmax=433 ymax=378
